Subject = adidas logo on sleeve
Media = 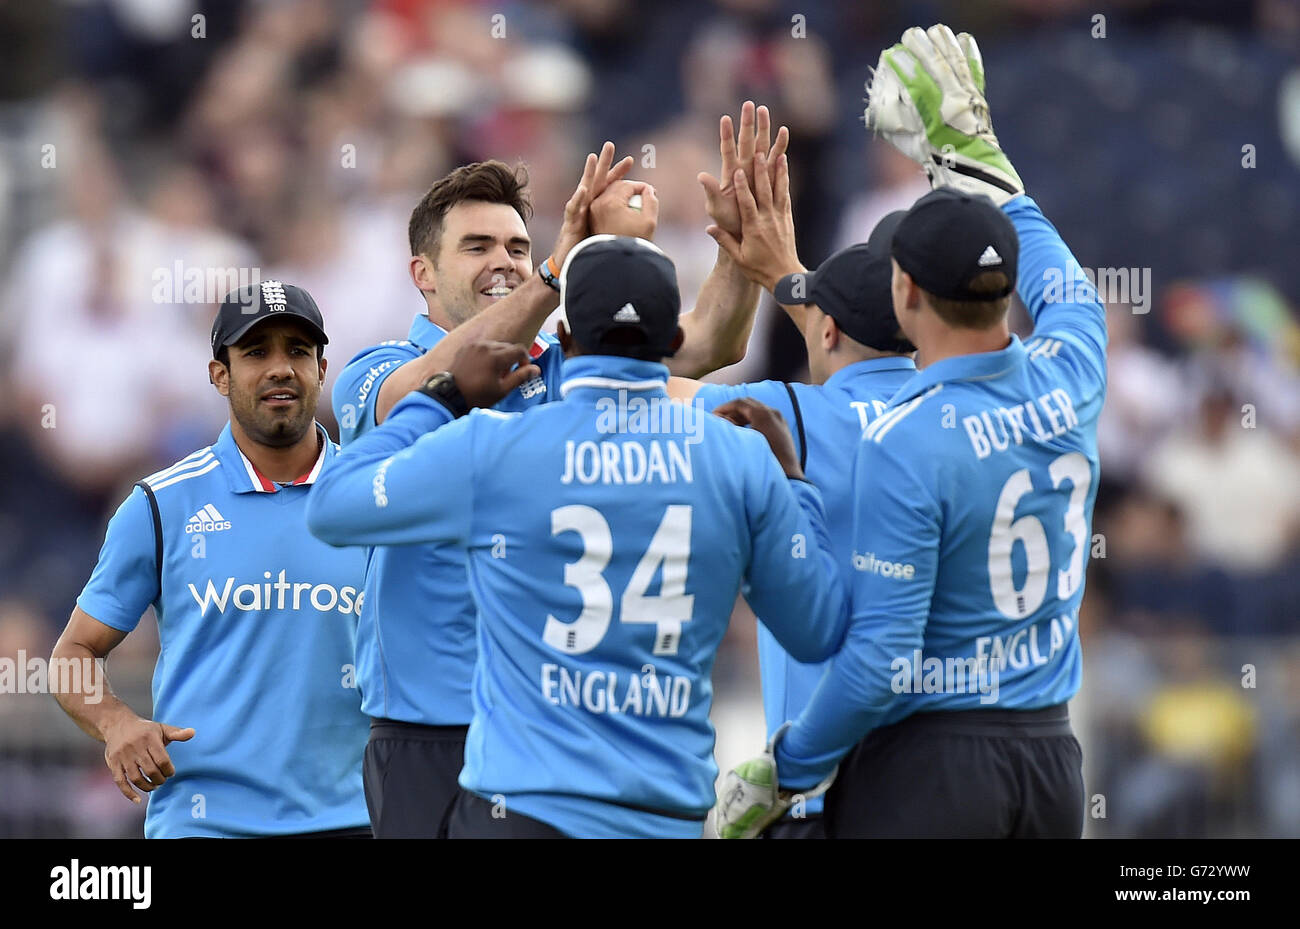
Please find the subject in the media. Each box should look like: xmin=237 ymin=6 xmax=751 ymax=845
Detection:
xmin=185 ymin=504 xmax=232 ymax=534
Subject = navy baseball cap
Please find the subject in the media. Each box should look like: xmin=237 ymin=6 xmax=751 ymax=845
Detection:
xmin=773 ymin=211 xmax=915 ymax=354
xmin=891 ymin=188 xmax=1019 ymax=302
xmin=560 ymin=235 xmax=680 ymax=358
xmin=210 ymin=280 xmax=329 ymax=359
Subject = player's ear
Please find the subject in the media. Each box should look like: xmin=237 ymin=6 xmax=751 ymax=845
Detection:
xmin=668 ymin=326 xmax=685 ymax=355
xmin=410 ymin=253 xmax=437 ymax=294
xmin=822 ymin=314 xmax=839 ymax=352
xmin=556 ymin=320 xmax=574 ymax=356
xmin=891 ymin=259 xmax=921 ymax=312
xmin=209 ymin=359 xmax=230 ymax=398
xmin=317 ymin=353 xmax=328 ymax=386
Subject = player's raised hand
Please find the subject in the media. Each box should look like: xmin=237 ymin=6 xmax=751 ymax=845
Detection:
xmin=866 ymin=24 xmax=1023 ymax=204
xmin=699 ymin=102 xmax=790 ymax=239
xmin=102 ymin=714 xmax=194 ymax=804
xmin=591 ymin=140 xmax=635 ymax=200
xmin=447 ymin=340 xmax=540 ymax=409
xmin=713 ymin=396 xmax=804 ymax=481
xmin=551 ymin=143 xmax=635 ymax=269
xmin=590 ymin=179 xmax=659 ymax=240
xmin=705 ymin=152 xmax=802 ymax=292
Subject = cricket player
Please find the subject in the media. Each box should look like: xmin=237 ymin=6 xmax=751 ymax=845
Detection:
xmin=331 ymin=106 xmax=789 ymax=837
xmin=308 ymin=234 xmax=849 ymax=838
xmin=669 ymin=155 xmax=917 ymax=838
xmin=717 ymin=25 xmax=1103 ymax=838
xmin=51 ymin=282 xmax=370 ymax=838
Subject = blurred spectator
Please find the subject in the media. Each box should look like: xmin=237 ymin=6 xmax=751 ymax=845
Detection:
xmin=1142 ymin=387 xmax=1300 ymax=573
xmin=5 ymin=138 xmax=240 ymax=495
xmin=1097 ymin=303 xmax=1190 ymax=481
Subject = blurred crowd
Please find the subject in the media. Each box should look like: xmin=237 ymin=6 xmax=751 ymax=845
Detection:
xmin=0 ymin=0 xmax=1297 ymax=837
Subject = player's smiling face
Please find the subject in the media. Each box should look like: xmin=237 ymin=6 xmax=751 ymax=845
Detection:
xmin=212 ymin=319 xmax=326 ymax=449
xmin=431 ymin=201 xmax=531 ymax=327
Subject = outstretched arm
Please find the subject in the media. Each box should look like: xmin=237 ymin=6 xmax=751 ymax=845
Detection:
xmin=371 ymin=144 xmax=632 ymax=425
xmin=309 ymin=342 xmax=538 ymax=547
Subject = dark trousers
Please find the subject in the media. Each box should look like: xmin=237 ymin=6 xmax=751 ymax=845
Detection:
xmin=363 ymin=718 xmax=468 ymax=839
xmin=762 ymin=815 xmax=825 ymax=840
xmin=823 ymin=704 xmax=1085 ymax=839
xmin=445 ymin=790 xmax=569 ymax=839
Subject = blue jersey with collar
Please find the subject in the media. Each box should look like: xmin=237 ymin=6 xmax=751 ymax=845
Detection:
xmin=76 ymin=423 xmax=369 ymax=838
xmin=308 ymin=356 xmax=849 ymax=838
xmin=777 ymin=195 xmax=1107 ymax=788
xmin=331 ymin=313 xmax=563 ymax=725
xmin=694 ymin=358 xmax=916 ymax=814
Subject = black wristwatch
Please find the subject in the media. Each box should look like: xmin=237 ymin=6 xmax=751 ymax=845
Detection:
xmin=415 ymin=371 xmax=470 ymax=418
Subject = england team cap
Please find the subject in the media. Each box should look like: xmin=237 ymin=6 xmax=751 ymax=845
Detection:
xmin=772 ymin=211 xmax=915 ymax=354
xmin=210 ymin=280 xmax=329 ymax=359
xmin=891 ymin=187 xmax=1019 ymax=303
xmin=560 ymin=235 xmax=681 ymax=358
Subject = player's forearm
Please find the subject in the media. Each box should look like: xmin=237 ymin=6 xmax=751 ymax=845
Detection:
xmin=308 ymin=393 xmax=461 ymax=546
xmin=1006 ymin=196 xmax=1106 ymax=341
xmin=50 ymin=638 xmax=136 ymax=743
xmin=373 ymin=275 xmax=558 ymax=424
xmin=667 ymin=252 xmax=761 ymax=377
xmin=747 ymin=481 xmax=848 ymax=663
xmin=775 ymin=624 xmax=906 ymax=788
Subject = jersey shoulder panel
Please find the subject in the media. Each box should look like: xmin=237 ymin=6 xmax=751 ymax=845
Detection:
xmin=333 ymin=341 xmax=424 ymax=440
xmin=139 ymin=444 xmax=222 ymax=498
xmin=861 ymin=382 xmax=947 ymax=448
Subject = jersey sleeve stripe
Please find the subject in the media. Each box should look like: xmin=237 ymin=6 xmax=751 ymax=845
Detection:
xmin=150 ymin=458 xmax=222 ymax=491
xmin=868 ymin=385 xmax=943 ymax=443
xmin=143 ymin=448 xmax=215 ymax=484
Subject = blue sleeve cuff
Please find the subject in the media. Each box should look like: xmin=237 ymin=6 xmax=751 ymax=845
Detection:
xmin=774 ymin=737 xmax=840 ymax=792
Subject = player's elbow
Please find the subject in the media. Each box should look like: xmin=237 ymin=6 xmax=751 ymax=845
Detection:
xmin=304 ymin=488 xmax=349 ymax=547
xmin=716 ymin=340 xmax=747 ymax=371
xmin=785 ymin=606 xmax=848 ymax=664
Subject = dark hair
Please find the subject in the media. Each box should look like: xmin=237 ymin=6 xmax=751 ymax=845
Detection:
xmin=408 ymin=160 xmax=533 ymax=258
xmin=923 ymin=271 xmax=1013 ymax=329
xmin=594 ymin=328 xmax=661 ymax=362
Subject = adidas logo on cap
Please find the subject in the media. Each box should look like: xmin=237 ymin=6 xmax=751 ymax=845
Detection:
xmin=613 ymin=303 xmax=640 ymax=323
xmin=977 ymin=245 xmax=1002 ymax=267
xmin=185 ymin=504 xmax=232 ymax=534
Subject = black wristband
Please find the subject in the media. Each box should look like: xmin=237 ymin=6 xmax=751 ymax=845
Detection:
xmin=415 ymin=372 xmax=470 ymax=418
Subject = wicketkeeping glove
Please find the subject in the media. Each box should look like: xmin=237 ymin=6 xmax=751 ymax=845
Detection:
xmin=866 ymin=24 xmax=1024 ymax=205
xmin=714 ymin=723 xmax=836 ymax=839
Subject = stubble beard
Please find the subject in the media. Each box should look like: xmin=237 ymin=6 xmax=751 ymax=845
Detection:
xmin=231 ymin=385 xmax=315 ymax=449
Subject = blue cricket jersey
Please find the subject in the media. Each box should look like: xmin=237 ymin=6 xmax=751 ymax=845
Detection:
xmin=77 ymin=423 xmax=370 ymax=837
xmin=777 ymin=195 xmax=1108 ymax=788
xmin=694 ymin=358 xmax=916 ymax=814
xmin=308 ymin=356 xmax=849 ymax=838
xmin=331 ymin=313 xmax=563 ymax=725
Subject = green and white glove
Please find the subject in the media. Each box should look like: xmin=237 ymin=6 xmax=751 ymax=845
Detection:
xmin=866 ymin=24 xmax=1024 ymax=205
xmin=714 ymin=723 xmax=835 ymax=839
